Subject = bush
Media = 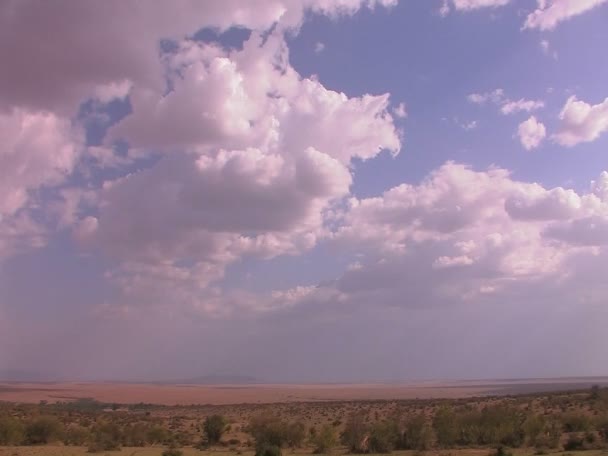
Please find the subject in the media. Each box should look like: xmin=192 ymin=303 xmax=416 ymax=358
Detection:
xmin=492 ymin=446 xmax=513 ymax=456
xmin=284 ymin=421 xmax=306 ymax=448
xmin=162 ymin=447 xmax=184 ymax=456
xmin=564 ymin=435 xmax=585 ymax=451
xmin=561 ymin=412 xmax=591 ymax=432
xmin=64 ymin=425 xmax=91 ymax=446
xmin=433 ymin=406 xmax=458 ymax=447
xmin=147 ymin=424 xmax=169 ymax=445
xmin=88 ymin=422 xmax=122 ymax=452
xmin=204 ymin=414 xmax=227 ymax=444
xmin=256 ymin=443 xmax=282 ymax=456
xmin=369 ymin=422 xmax=398 ymax=453
xmin=248 ymin=413 xmax=305 ymax=450
xmin=122 ymin=422 xmax=149 ymax=446
xmin=341 ymin=413 xmax=369 ymax=453
xmin=311 ymin=424 xmax=337 ymax=454
xmin=533 ymin=419 xmax=561 ymax=450
xmin=0 ymin=416 xmax=25 ymax=445
xmin=523 ymin=414 xmax=546 ymax=446
xmin=25 ymin=416 xmax=64 ymax=444
xmin=401 ymin=415 xmax=432 ymax=451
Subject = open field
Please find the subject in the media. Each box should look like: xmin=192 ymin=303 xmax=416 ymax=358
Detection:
xmin=2 ymin=383 xmax=608 ymax=456
xmin=2 ymin=378 xmax=608 ymax=406
xmin=1 ymin=449 xmax=608 ymax=456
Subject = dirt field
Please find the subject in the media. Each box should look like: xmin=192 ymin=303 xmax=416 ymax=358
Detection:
xmin=0 ymin=448 xmax=606 ymax=456
xmin=1 ymin=378 xmax=607 ymax=406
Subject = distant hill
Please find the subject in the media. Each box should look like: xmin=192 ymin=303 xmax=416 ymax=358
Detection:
xmin=160 ymin=374 xmax=261 ymax=385
xmin=0 ymin=370 xmax=47 ymax=382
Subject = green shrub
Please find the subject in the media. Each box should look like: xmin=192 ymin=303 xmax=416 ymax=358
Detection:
xmin=88 ymin=422 xmax=122 ymax=452
xmin=204 ymin=414 xmax=227 ymax=444
xmin=248 ymin=413 xmax=305 ymax=449
xmin=64 ymin=425 xmax=90 ymax=446
xmin=369 ymin=420 xmax=399 ymax=453
xmin=433 ymin=406 xmax=458 ymax=447
xmin=401 ymin=414 xmax=432 ymax=451
xmin=256 ymin=443 xmax=282 ymax=456
xmin=311 ymin=424 xmax=337 ymax=454
xmin=0 ymin=416 xmax=25 ymax=445
xmin=341 ymin=413 xmax=369 ymax=453
xmin=122 ymin=422 xmax=149 ymax=446
xmin=564 ymin=435 xmax=585 ymax=451
xmin=25 ymin=416 xmax=64 ymax=444
xmin=561 ymin=412 xmax=591 ymax=432
xmin=492 ymin=446 xmax=513 ymax=456
xmin=146 ymin=424 xmax=169 ymax=444
xmin=284 ymin=421 xmax=306 ymax=448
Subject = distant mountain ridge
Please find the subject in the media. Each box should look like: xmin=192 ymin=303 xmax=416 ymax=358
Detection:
xmin=160 ymin=374 xmax=261 ymax=385
xmin=0 ymin=370 xmax=48 ymax=382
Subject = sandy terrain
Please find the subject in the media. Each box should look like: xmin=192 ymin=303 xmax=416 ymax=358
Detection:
xmin=1 ymin=377 xmax=607 ymax=405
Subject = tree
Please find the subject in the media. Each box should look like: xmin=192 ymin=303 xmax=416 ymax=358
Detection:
xmin=204 ymin=414 xmax=227 ymax=445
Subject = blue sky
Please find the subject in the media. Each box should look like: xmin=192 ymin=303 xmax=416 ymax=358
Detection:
xmin=1 ymin=0 xmax=608 ymax=382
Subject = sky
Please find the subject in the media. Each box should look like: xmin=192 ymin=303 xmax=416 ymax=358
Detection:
xmin=1 ymin=0 xmax=608 ymax=383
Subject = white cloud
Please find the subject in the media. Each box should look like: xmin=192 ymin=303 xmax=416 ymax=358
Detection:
xmin=517 ymin=116 xmax=547 ymax=150
xmin=73 ymin=29 xmax=405 ymax=309
xmin=314 ymin=42 xmax=326 ymax=53
xmin=393 ymin=102 xmax=408 ymax=119
xmin=468 ymin=89 xmax=544 ymax=116
xmin=553 ymin=96 xmax=608 ymax=147
xmin=501 ymin=99 xmax=545 ymax=115
xmin=539 ymin=39 xmax=558 ymax=59
xmin=0 ymin=0 xmax=396 ymax=113
xmin=461 ymin=120 xmax=478 ymax=130
xmin=524 ymin=0 xmax=608 ymax=31
xmin=441 ymin=0 xmax=511 ymax=15
xmin=319 ymin=162 xmax=608 ymax=316
xmin=468 ymin=88 xmax=505 ymax=104
xmin=110 ymin=33 xmax=400 ymax=164
xmin=505 ymin=187 xmax=582 ymax=220
xmin=0 ymin=213 xmax=47 ymax=260
xmin=0 ymin=109 xmax=83 ymax=217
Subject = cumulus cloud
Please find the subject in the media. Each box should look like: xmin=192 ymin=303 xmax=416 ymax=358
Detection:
xmin=501 ymin=99 xmax=545 ymax=115
xmin=74 ymin=29 xmax=403 ymax=310
xmin=0 ymin=0 xmax=396 ymax=113
xmin=0 ymin=213 xmax=47 ymax=260
xmin=553 ymin=96 xmax=608 ymax=147
xmin=524 ymin=0 xmax=608 ymax=31
xmin=0 ymin=110 xmax=82 ymax=217
xmin=110 ymin=33 xmax=400 ymax=164
xmin=309 ymin=162 xmax=608 ymax=315
xmin=0 ymin=1 xmax=399 ymax=269
xmin=440 ymin=0 xmax=511 ymax=15
xmin=393 ymin=102 xmax=408 ymax=119
xmin=468 ymin=89 xmax=544 ymax=116
xmin=468 ymin=89 xmax=505 ymax=104
xmin=517 ymin=116 xmax=547 ymax=150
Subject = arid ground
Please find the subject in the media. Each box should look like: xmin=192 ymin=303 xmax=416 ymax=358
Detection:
xmin=2 ymin=378 xmax=608 ymax=405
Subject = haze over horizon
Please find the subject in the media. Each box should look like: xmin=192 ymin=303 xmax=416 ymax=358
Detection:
xmin=1 ymin=0 xmax=608 ymax=383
